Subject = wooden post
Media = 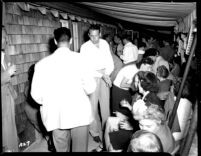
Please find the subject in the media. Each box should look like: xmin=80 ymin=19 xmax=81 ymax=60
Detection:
xmin=168 ymin=33 xmax=197 ymax=129
xmin=1 ymin=1 xmax=5 ymax=26
xmin=179 ymin=99 xmax=198 ymax=156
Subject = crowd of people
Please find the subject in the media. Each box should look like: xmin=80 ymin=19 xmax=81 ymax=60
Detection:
xmin=2 ymin=24 xmax=196 ymax=153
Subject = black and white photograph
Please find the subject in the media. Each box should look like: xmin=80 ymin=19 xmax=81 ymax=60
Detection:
xmin=1 ymin=1 xmax=198 ymax=155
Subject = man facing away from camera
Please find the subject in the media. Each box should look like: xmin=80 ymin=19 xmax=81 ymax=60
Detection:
xmin=31 ymin=27 xmax=96 ymax=152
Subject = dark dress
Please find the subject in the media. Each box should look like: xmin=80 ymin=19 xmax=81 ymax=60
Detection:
xmin=111 ymin=85 xmax=133 ymax=116
xmin=109 ymin=118 xmax=140 ymax=151
xmin=109 ymin=92 xmax=140 ymax=151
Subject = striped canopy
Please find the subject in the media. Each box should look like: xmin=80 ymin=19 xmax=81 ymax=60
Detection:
xmin=76 ymin=2 xmax=196 ymax=29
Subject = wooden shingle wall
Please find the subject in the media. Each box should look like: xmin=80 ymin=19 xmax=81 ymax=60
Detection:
xmin=4 ymin=2 xmax=116 ymax=150
xmin=5 ymin=2 xmax=60 ymax=149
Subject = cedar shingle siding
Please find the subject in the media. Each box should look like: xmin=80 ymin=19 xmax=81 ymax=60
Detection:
xmin=4 ymin=2 xmax=116 ymax=151
xmin=5 ymin=2 xmax=60 ymax=150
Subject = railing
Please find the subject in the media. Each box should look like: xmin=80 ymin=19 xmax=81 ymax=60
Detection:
xmin=168 ymin=31 xmax=197 ymax=156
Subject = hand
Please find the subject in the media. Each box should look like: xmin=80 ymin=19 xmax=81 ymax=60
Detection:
xmin=113 ymin=111 xmax=128 ymax=121
xmin=120 ymin=99 xmax=132 ymax=110
xmin=7 ymin=64 xmax=17 ymax=77
xmin=117 ymin=51 xmax=122 ymax=57
xmin=119 ymin=120 xmax=133 ymax=130
xmin=142 ymin=38 xmax=146 ymax=43
xmin=102 ymin=74 xmax=112 ymax=87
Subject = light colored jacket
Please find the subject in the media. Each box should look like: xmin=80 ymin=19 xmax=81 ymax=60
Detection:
xmin=31 ymin=47 xmax=96 ymax=131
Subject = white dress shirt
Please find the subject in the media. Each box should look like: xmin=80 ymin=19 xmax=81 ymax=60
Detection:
xmin=80 ymin=39 xmax=114 ymax=78
xmin=113 ymin=64 xmax=139 ymax=90
xmin=120 ymin=42 xmax=138 ymax=64
xmin=31 ymin=47 xmax=96 ymax=131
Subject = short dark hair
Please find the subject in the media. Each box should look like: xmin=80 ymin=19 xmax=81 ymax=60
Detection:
xmin=136 ymin=57 xmax=154 ymax=69
xmin=138 ymin=41 xmax=146 ymax=48
xmin=173 ymin=79 xmax=191 ymax=99
xmin=54 ymin=27 xmax=71 ymax=43
xmin=131 ymin=71 xmax=159 ymax=93
xmin=144 ymin=92 xmax=164 ymax=108
xmin=157 ymin=65 xmax=169 ymax=78
xmin=143 ymin=48 xmax=159 ymax=58
xmin=89 ymin=24 xmax=101 ymax=32
xmin=140 ymin=71 xmax=159 ymax=93
xmin=114 ymin=34 xmax=122 ymax=39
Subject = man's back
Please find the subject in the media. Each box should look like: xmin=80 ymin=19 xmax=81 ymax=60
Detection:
xmin=121 ymin=42 xmax=138 ymax=64
xmin=31 ymin=47 xmax=95 ymax=131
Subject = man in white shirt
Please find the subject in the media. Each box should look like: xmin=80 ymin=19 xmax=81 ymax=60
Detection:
xmin=80 ymin=25 xmax=114 ymax=151
xmin=31 ymin=27 xmax=96 ymax=152
xmin=143 ymin=48 xmax=169 ymax=75
xmin=120 ymin=35 xmax=138 ymax=64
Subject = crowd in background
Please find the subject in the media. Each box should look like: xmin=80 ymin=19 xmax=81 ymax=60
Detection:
xmin=2 ymin=23 xmax=197 ymax=153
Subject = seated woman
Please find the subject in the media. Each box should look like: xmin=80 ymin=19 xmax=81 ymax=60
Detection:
xmin=104 ymin=71 xmax=162 ymax=152
xmin=156 ymin=65 xmax=172 ymax=93
xmin=156 ymin=65 xmax=172 ymax=104
xmin=139 ymin=105 xmax=175 ymax=153
xmin=122 ymin=71 xmax=163 ymax=111
xmin=111 ymin=57 xmax=154 ymax=117
xmin=127 ymin=130 xmax=163 ymax=152
xmin=167 ymin=79 xmax=193 ymax=146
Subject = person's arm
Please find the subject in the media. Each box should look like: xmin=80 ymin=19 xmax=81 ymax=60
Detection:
xmin=180 ymin=49 xmax=186 ymax=65
xmin=1 ymin=70 xmax=11 ymax=85
xmin=104 ymin=117 xmax=119 ymax=151
xmin=1 ymin=65 xmax=16 ymax=85
xmin=120 ymin=46 xmax=130 ymax=63
xmin=113 ymin=111 xmax=129 ymax=121
xmin=120 ymin=76 xmax=131 ymax=88
xmin=172 ymin=99 xmax=192 ymax=141
xmin=120 ymin=99 xmax=132 ymax=111
xmin=119 ymin=120 xmax=134 ymax=130
xmin=102 ymin=74 xmax=112 ymax=87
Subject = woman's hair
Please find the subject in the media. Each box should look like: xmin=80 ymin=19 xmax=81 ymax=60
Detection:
xmin=173 ymin=78 xmax=191 ymax=100
xmin=131 ymin=71 xmax=159 ymax=93
xmin=127 ymin=130 xmax=163 ymax=152
xmin=157 ymin=65 xmax=169 ymax=79
xmin=136 ymin=57 xmax=154 ymax=69
xmin=142 ymin=104 xmax=166 ymax=125
xmin=144 ymin=92 xmax=163 ymax=108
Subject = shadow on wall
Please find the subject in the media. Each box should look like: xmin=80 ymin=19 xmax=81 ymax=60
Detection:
xmin=48 ymin=37 xmax=57 ymax=54
xmin=83 ymin=30 xmax=90 ymax=43
xmin=24 ymin=64 xmax=48 ymax=139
